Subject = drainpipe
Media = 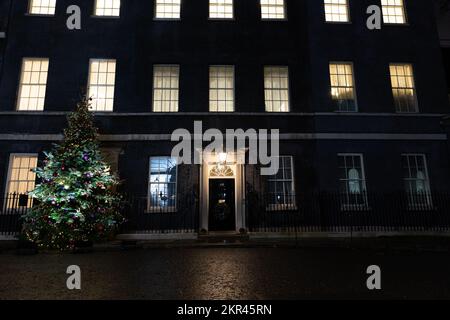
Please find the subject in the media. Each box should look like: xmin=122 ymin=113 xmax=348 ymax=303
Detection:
xmin=0 ymin=0 xmax=13 ymax=88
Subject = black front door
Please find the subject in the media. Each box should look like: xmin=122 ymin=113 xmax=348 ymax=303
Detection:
xmin=209 ymin=179 xmax=236 ymax=231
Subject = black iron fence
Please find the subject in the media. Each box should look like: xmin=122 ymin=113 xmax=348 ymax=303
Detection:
xmin=1 ymin=192 xmax=450 ymax=236
xmin=246 ymin=192 xmax=450 ymax=233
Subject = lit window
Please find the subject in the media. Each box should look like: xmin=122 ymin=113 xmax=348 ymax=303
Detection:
xmin=153 ymin=65 xmax=179 ymax=112
xmin=94 ymin=0 xmax=121 ymax=17
xmin=148 ymin=157 xmax=178 ymax=212
xmin=209 ymin=0 xmax=233 ymax=19
xmin=338 ymin=154 xmax=368 ymax=208
xmin=17 ymin=58 xmax=49 ymax=111
xmin=28 ymin=0 xmax=56 ymax=15
xmin=389 ymin=63 xmax=417 ymax=113
xmin=381 ymin=0 xmax=406 ymax=24
xmin=5 ymin=154 xmax=38 ymax=208
xmin=209 ymin=66 xmax=234 ymax=112
xmin=402 ymin=154 xmax=432 ymax=209
xmin=264 ymin=66 xmax=290 ymax=112
xmin=155 ymin=0 xmax=181 ymax=19
xmin=260 ymin=0 xmax=286 ymax=20
xmin=267 ymin=156 xmax=296 ymax=210
xmin=329 ymin=63 xmax=357 ymax=112
xmin=87 ymin=59 xmax=116 ymax=112
xmin=324 ymin=0 xmax=349 ymax=22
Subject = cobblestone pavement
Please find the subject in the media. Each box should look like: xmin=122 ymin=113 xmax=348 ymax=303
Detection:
xmin=1 ymin=247 xmax=449 ymax=300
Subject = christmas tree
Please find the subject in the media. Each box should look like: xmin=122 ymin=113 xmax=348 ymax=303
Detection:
xmin=23 ymin=96 xmax=123 ymax=250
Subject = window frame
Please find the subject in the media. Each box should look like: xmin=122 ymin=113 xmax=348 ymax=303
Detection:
xmin=154 ymin=0 xmax=182 ymax=20
xmin=323 ymin=0 xmax=351 ymax=24
xmin=4 ymin=153 xmax=39 ymax=210
xmin=209 ymin=65 xmax=235 ymax=113
xmin=209 ymin=0 xmax=235 ymax=20
xmin=92 ymin=0 xmax=122 ymax=18
xmin=389 ymin=62 xmax=418 ymax=113
xmin=16 ymin=57 xmax=49 ymax=112
xmin=27 ymin=0 xmax=57 ymax=16
xmin=152 ymin=64 xmax=180 ymax=113
xmin=86 ymin=58 xmax=117 ymax=112
xmin=337 ymin=153 xmax=369 ymax=210
xmin=380 ymin=0 xmax=408 ymax=25
xmin=329 ymin=61 xmax=358 ymax=113
xmin=264 ymin=65 xmax=291 ymax=113
xmin=147 ymin=156 xmax=178 ymax=213
xmin=260 ymin=0 xmax=288 ymax=21
xmin=401 ymin=153 xmax=433 ymax=210
xmin=266 ymin=156 xmax=297 ymax=211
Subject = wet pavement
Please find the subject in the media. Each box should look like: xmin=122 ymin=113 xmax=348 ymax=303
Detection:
xmin=1 ymin=247 xmax=450 ymax=300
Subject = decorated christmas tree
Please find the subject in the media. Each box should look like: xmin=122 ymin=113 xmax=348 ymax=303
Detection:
xmin=23 ymin=96 xmax=123 ymax=250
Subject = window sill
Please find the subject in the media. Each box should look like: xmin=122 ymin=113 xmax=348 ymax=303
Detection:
xmin=266 ymin=204 xmax=298 ymax=212
xmin=145 ymin=207 xmax=177 ymax=214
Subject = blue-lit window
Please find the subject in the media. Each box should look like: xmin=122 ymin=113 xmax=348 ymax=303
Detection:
xmin=148 ymin=157 xmax=178 ymax=212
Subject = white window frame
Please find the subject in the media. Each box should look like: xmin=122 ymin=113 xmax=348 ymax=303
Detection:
xmin=381 ymin=0 xmax=407 ymax=25
xmin=87 ymin=59 xmax=116 ymax=112
xmin=16 ymin=58 xmax=49 ymax=112
xmin=323 ymin=0 xmax=350 ymax=23
xmin=329 ymin=62 xmax=358 ymax=112
xmin=152 ymin=65 xmax=180 ymax=113
xmin=266 ymin=156 xmax=297 ymax=211
xmin=4 ymin=153 xmax=38 ymax=210
xmin=401 ymin=154 xmax=433 ymax=210
xmin=209 ymin=0 xmax=234 ymax=20
xmin=27 ymin=0 xmax=57 ymax=16
xmin=154 ymin=0 xmax=182 ymax=20
xmin=93 ymin=0 xmax=121 ymax=17
xmin=260 ymin=0 xmax=287 ymax=20
xmin=264 ymin=66 xmax=290 ymax=113
xmin=389 ymin=63 xmax=418 ymax=113
xmin=147 ymin=156 xmax=178 ymax=213
xmin=338 ymin=153 xmax=368 ymax=210
xmin=209 ymin=65 xmax=235 ymax=113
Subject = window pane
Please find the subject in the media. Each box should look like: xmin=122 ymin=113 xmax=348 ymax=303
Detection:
xmin=6 ymin=155 xmax=38 ymax=208
xmin=267 ymin=156 xmax=295 ymax=207
xmin=338 ymin=154 xmax=368 ymax=207
xmin=401 ymin=154 xmax=432 ymax=208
